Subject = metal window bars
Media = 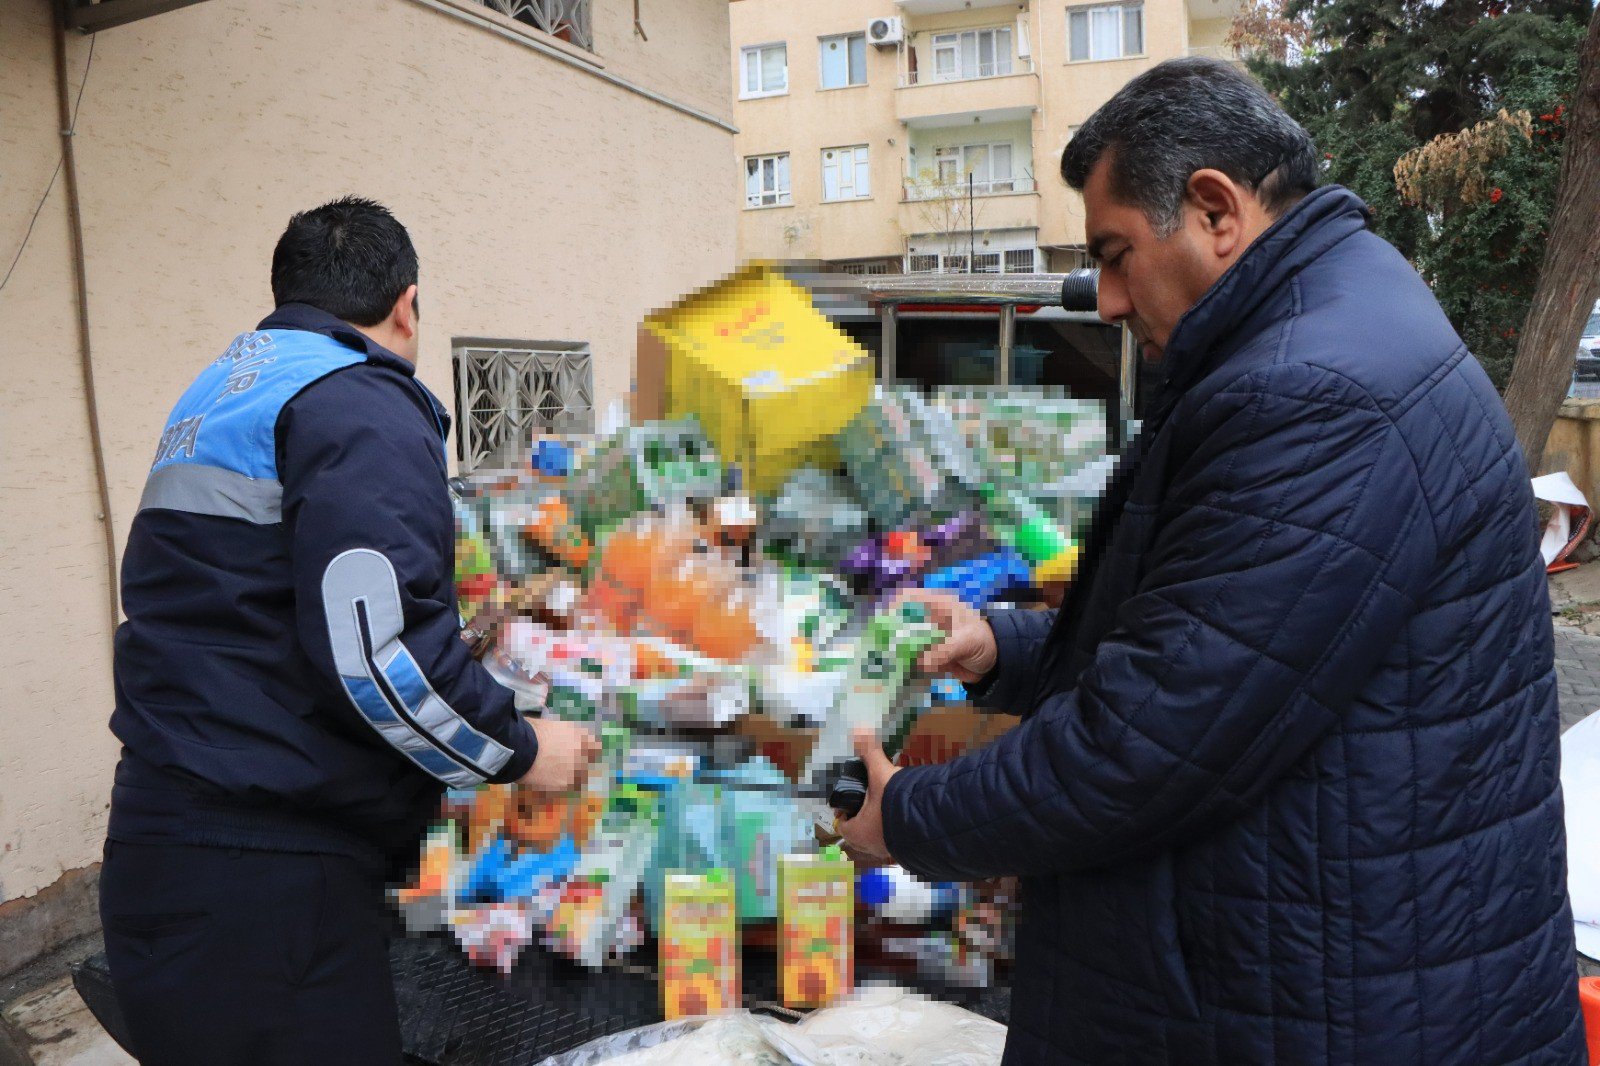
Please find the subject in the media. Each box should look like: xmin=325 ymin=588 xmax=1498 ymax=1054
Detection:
xmin=478 ymin=0 xmax=593 ymax=51
xmin=454 ymin=344 xmax=594 ymax=472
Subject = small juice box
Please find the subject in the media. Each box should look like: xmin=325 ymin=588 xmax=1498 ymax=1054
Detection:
xmin=660 ymin=870 xmax=739 ymax=1019
xmin=779 ymin=849 xmax=854 ymax=1008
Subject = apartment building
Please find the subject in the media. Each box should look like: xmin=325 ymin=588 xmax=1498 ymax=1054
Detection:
xmin=729 ymin=0 xmax=1239 ymax=276
xmin=0 ymin=0 xmax=734 ymax=966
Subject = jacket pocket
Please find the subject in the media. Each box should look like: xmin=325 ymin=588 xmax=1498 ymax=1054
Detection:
xmin=1146 ymin=851 xmax=1202 ymax=1020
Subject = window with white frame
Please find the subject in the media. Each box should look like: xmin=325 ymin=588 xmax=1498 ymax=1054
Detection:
xmin=834 ymin=258 xmax=898 ymax=275
xmin=452 ymin=341 xmax=593 ymax=472
xmin=906 ymin=232 xmax=1038 ymax=274
xmin=933 ymin=142 xmax=1015 ymax=194
xmin=745 ymin=153 xmax=792 ymax=207
xmin=930 ymin=26 xmax=1014 ymax=81
xmin=822 ymin=145 xmax=871 ymax=201
xmin=1004 ymin=248 xmax=1037 ymax=273
xmin=741 ymin=43 xmax=788 ymax=97
xmin=1067 ymin=3 xmax=1143 ymax=61
xmin=819 ymin=33 xmax=867 ymax=88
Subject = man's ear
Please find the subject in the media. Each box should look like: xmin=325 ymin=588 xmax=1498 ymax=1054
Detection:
xmin=1185 ymin=169 xmax=1247 ymax=258
xmin=392 ymin=283 xmax=419 ymax=338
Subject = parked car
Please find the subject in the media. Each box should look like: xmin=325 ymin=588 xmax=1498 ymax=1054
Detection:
xmin=1575 ymin=301 xmax=1600 ymax=393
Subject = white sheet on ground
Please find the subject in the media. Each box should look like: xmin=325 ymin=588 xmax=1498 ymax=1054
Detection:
xmin=1560 ymin=707 xmax=1600 ymax=958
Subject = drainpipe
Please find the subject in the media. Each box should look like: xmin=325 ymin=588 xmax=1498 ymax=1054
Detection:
xmin=53 ymin=5 xmax=121 ymax=645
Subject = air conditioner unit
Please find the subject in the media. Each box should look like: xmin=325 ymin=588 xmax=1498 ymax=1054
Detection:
xmin=867 ymin=17 xmax=904 ymax=46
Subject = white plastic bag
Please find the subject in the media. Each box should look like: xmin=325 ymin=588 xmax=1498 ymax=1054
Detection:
xmin=537 ymin=984 xmax=1006 ymax=1066
xmin=1561 ymin=708 xmax=1600 ymax=959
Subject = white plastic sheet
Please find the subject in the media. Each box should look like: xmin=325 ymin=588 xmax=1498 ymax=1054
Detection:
xmin=1561 ymin=708 xmax=1600 ymax=959
xmin=1532 ymin=472 xmax=1591 ymax=569
xmin=538 ymin=984 xmax=1007 ymax=1066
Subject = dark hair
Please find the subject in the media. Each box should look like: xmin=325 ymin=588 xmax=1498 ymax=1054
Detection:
xmin=1061 ymin=57 xmax=1318 ymax=237
xmin=270 ymin=196 xmax=418 ymax=326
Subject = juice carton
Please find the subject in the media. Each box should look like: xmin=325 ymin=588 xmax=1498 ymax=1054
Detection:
xmin=659 ymin=870 xmax=739 ymax=1019
xmin=779 ymin=848 xmax=854 ymax=1009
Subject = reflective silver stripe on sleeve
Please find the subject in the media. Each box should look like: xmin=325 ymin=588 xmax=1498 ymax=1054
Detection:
xmin=321 ymin=548 xmax=513 ymax=785
xmin=139 ymin=463 xmax=284 ymax=524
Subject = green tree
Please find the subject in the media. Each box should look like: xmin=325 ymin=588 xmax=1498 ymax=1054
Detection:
xmin=1235 ymin=0 xmax=1589 ymax=386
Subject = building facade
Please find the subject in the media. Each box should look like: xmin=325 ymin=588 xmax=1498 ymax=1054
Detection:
xmin=0 ymin=0 xmax=735 ymax=941
xmin=729 ymin=0 xmax=1238 ymax=274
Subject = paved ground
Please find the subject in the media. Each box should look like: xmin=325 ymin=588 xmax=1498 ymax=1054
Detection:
xmin=5 ymin=618 xmax=1600 ymax=1063
xmin=1555 ymin=624 xmax=1600 ymax=732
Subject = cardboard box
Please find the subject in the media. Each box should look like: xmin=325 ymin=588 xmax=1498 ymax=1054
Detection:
xmin=660 ymin=870 xmax=739 ymax=1019
xmin=779 ymin=851 xmax=854 ymax=1009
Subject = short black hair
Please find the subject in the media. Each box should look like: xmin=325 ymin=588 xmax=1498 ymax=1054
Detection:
xmin=270 ymin=196 xmax=418 ymax=326
xmin=1061 ymin=57 xmax=1318 ymax=237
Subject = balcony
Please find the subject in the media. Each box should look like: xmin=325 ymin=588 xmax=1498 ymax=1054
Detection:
xmin=899 ymin=183 xmax=1041 ymax=238
xmin=896 ymin=0 xmax=1018 ymax=12
xmin=904 ymin=176 xmax=1038 ymax=201
xmin=899 ymin=56 xmax=1036 ymax=87
xmin=897 ymin=72 xmax=1039 ymax=128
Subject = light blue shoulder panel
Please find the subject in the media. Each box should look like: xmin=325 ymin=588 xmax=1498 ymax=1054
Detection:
xmin=139 ymin=330 xmax=366 ymax=523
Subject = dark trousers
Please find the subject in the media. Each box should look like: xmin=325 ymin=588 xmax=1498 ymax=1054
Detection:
xmin=99 ymin=840 xmax=401 ymax=1065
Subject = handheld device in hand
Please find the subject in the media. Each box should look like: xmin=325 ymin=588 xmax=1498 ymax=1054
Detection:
xmin=827 ymin=757 xmax=869 ymax=818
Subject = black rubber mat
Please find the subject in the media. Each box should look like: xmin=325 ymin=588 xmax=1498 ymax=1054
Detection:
xmin=72 ymin=934 xmax=1010 ymax=1064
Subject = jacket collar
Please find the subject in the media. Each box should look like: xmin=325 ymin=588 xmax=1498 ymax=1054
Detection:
xmin=1155 ymin=185 xmax=1372 ymax=397
xmin=257 ymin=302 xmax=418 ymax=378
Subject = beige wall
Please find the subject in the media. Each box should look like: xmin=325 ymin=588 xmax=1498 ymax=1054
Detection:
xmin=733 ymin=0 xmax=1217 ymax=263
xmin=731 ymin=0 xmax=906 ymax=262
xmin=0 ymin=0 xmax=734 ymax=904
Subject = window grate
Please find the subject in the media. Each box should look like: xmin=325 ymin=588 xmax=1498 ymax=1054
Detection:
xmin=1004 ymin=249 xmax=1036 ymax=273
xmin=453 ymin=342 xmax=594 ymax=472
xmin=478 ymin=0 xmax=592 ymax=51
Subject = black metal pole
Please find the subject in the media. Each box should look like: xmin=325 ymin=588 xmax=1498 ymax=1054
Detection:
xmin=968 ymin=173 xmax=975 ymax=272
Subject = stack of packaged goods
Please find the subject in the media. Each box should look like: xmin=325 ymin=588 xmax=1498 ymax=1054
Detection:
xmin=396 ymin=266 xmax=1107 ymax=1014
xmin=936 ymin=388 xmax=1112 ymax=537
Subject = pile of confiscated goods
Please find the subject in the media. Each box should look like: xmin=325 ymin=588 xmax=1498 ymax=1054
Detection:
xmin=395 ymin=266 xmax=1112 ymax=1019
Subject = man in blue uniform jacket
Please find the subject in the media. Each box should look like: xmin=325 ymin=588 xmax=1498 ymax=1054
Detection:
xmin=100 ymin=197 xmax=598 ymax=1063
xmin=840 ymin=59 xmax=1585 ymax=1064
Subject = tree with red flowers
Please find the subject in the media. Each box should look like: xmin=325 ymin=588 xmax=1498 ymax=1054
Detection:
xmin=1237 ymin=0 xmax=1591 ymax=387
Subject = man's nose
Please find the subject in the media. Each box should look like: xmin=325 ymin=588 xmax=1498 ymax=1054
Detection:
xmin=1097 ymin=273 xmax=1133 ymax=325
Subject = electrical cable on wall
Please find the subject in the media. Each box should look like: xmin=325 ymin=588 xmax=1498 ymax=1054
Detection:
xmin=0 ymin=33 xmax=93 ymax=297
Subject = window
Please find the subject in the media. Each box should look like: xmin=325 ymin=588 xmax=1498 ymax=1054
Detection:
xmin=1067 ymin=3 xmax=1142 ymax=61
xmin=905 ymin=236 xmax=1037 ymax=274
xmin=930 ymin=26 xmax=1014 ymax=81
xmin=741 ymin=43 xmax=788 ymax=97
xmin=822 ymin=145 xmax=871 ymax=201
xmin=819 ymin=33 xmax=867 ymax=88
xmin=745 ymin=153 xmax=792 ymax=207
xmin=479 ymin=0 xmax=593 ymax=52
xmin=932 ymin=142 xmax=1015 ymax=194
xmin=453 ymin=341 xmax=593 ymax=472
xmin=835 ymin=258 xmax=897 ymax=275
xmin=1004 ymin=248 xmax=1037 ymax=273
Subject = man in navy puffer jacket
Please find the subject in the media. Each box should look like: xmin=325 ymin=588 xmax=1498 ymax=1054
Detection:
xmin=840 ymin=58 xmax=1585 ymax=1064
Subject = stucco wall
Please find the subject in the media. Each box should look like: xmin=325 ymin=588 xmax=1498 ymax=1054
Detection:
xmin=0 ymin=0 xmax=734 ymax=904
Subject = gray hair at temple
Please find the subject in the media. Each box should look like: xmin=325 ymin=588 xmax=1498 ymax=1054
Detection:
xmin=1060 ymin=57 xmax=1320 ymax=238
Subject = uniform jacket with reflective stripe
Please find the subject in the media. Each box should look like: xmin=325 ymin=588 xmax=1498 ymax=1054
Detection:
xmin=110 ymin=303 xmax=537 ymax=862
xmin=882 ymin=187 xmax=1584 ymax=1064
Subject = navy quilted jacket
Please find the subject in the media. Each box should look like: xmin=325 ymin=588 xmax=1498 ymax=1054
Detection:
xmin=882 ymin=187 xmax=1585 ymax=1064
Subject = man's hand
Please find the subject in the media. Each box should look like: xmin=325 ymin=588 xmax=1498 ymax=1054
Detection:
xmin=519 ymin=718 xmax=601 ymax=793
xmin=896 ymin=588 xmax=999 ymax=683
xmin=837 ymin=729 xmax=901 ymax=865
